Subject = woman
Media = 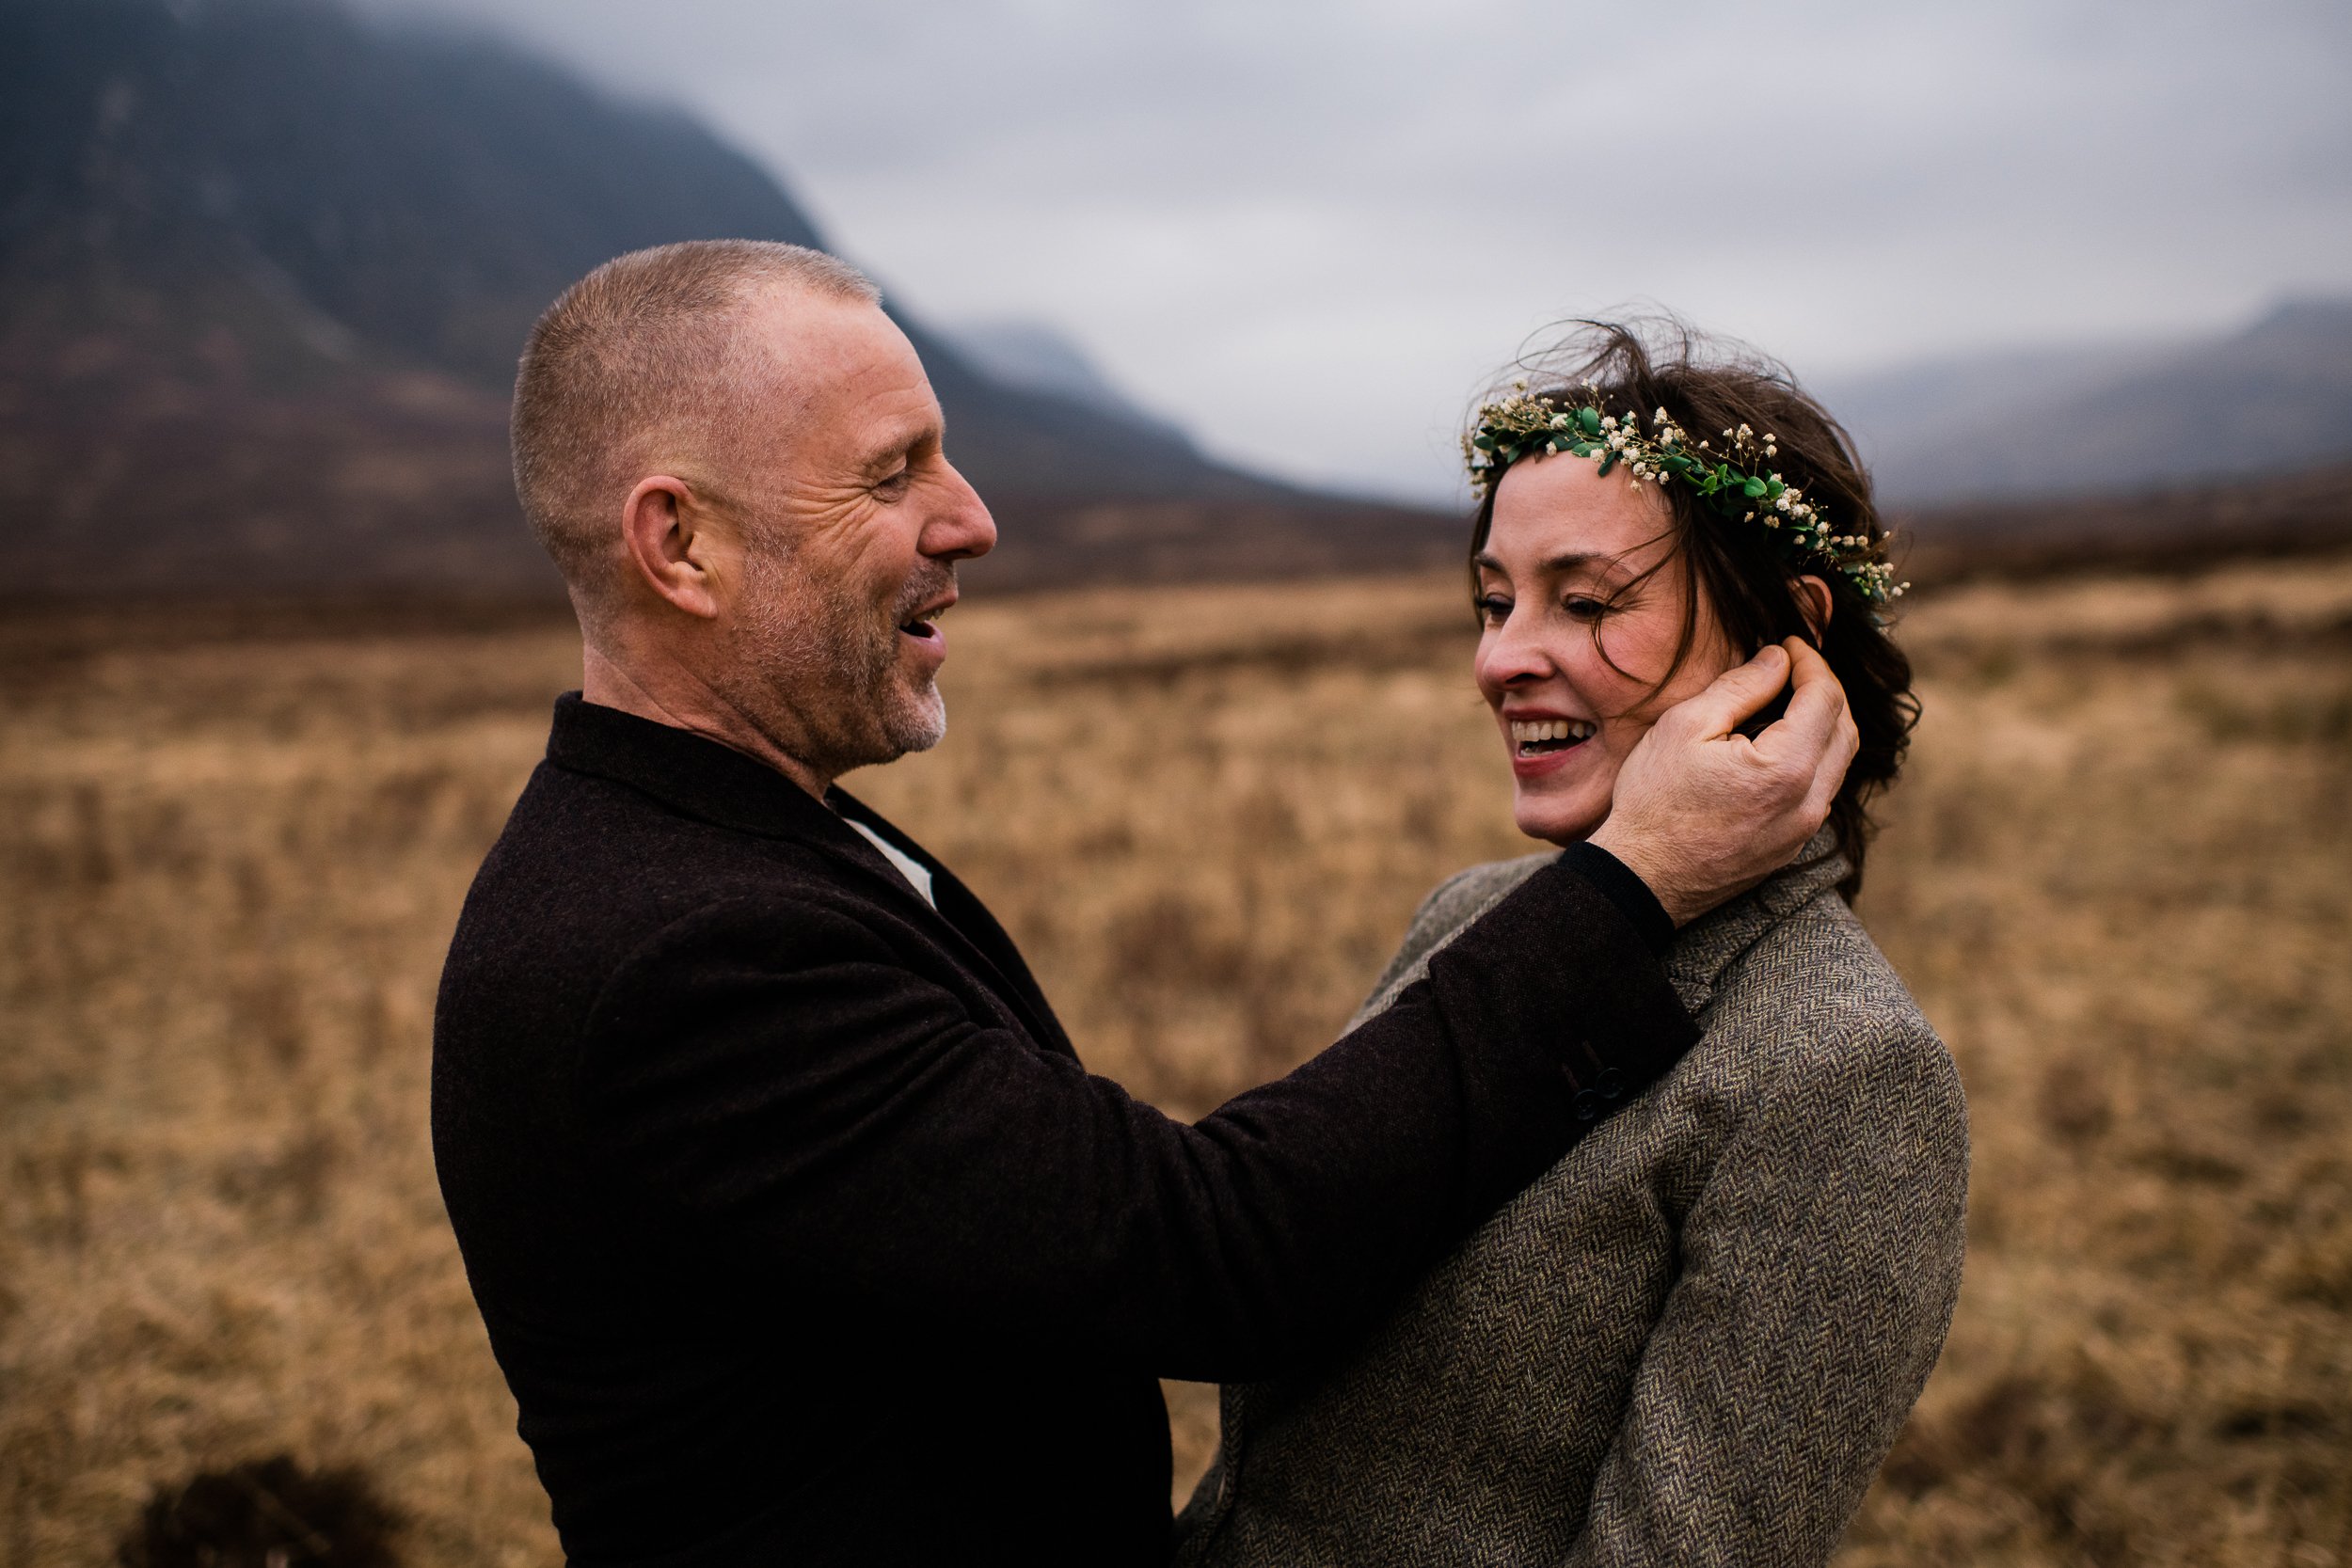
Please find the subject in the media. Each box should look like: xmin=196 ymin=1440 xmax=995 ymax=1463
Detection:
xmin=1176 ymin=323 xmax=1968 ymax=1566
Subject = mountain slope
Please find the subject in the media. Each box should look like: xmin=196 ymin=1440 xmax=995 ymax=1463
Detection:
xmin=0 ymin=0 xmax=1451 ymax=595
xmin=941 ymin=321 xmax=1197 ymax=447
xmin=1828 ymin=301 xmax=2352 ymax=506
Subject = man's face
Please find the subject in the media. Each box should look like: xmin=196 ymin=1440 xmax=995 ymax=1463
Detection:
xmin=711 ymin=296 xmax=995 ymax=779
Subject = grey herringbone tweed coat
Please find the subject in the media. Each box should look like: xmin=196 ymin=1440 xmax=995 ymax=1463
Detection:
xmin=1175 ymin=836 xmax=1969 ymax=1567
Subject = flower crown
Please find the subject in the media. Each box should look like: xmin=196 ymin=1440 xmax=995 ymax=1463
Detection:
xmin=1464 ymin=388 xmax=1907 ymax=607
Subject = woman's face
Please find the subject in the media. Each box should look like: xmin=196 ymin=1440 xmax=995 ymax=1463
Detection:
xmin=1474 ymin=453 xmax=1742 ymax=846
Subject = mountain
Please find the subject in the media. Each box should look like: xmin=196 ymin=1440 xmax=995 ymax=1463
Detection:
xmin=1897 ymin=462 xmax=2352 ymax=584
xmin=940 ymin=320 xmax=1196 ymax=447
xmin=0 ymin=0 xmax=1453 ymax=597
xmin=1826 ymin=301 xmax=2352 ymax=507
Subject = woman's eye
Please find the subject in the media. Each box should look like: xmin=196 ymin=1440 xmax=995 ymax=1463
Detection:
xmin=1476 ymin=594 xmax=1513 ymax=625
xmin=1563 ymin=595 xmax=1610 ymax=621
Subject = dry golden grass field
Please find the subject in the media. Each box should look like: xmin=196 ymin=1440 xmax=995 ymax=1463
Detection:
xmin=5 ymin=553 xmax=2350 ymax=1565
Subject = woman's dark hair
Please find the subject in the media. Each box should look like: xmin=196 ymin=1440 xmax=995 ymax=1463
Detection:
xmin=1468 ymin=319 xmax=1917 ymax=898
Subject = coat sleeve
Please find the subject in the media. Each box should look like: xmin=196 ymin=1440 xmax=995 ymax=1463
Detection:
xmin=1345 ymin=854 xmax=1559 ymax=1032
xmin=1562 ymin=1016 xmax=1970 ymax=1567
xmin=578 ymin=861 xmax=1697 ymax=1383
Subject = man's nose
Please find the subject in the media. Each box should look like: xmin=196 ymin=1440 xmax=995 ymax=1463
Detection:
xmin=924 ymin=461 xmax=996 ymax=562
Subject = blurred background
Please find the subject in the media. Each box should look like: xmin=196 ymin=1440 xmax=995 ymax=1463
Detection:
xmin=4 ymin=1 xmax=2348 ymax=1563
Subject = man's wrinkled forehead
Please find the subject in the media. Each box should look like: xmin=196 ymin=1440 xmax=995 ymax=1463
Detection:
xmin=696 ymin=295 xmax=946 ymax=526
xmin=748 ymin=290 xmax=941 ymax=432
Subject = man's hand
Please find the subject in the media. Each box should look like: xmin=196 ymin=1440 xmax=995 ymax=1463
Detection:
xmin=1588 ymin=638 xmax=1859 ymax=927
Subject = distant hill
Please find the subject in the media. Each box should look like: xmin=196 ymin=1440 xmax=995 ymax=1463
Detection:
xmin=1899 ymin=463 xmax=2352 ymax=586
xmin=0 ymin=0 xmax=1453 ymax=597
xmin=1827 ymin=301 xmax=2352 ymax=506
xmin=940 ymin=320 xmax=1196 ymax=448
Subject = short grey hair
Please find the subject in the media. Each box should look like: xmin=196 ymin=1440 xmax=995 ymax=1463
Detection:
xmin=511 ymin=240 xmax=881 ymax=605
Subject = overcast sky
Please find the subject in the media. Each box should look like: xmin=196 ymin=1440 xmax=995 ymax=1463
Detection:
xmin=364 ymin=0 xmax=2352 ymax=500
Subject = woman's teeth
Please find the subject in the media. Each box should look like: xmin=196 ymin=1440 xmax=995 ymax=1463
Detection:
xmin=1510 ymin=718 xmax=1597 ymax=755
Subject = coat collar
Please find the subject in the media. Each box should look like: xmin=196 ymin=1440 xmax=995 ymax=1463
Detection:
xmin=542 ymin=694 xmax=1075 ymax=1055
xmin=544 ymin=691 xmax=855 ymax=843
xmin=1661 ymin=826 xmax=1850 ymax=1015
xmin=542 ymin=693 xmax=949 ymax=918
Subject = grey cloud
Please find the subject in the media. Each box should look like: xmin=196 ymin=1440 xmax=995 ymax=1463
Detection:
xmin=357 ymin=0 xmax=2352 ymax=499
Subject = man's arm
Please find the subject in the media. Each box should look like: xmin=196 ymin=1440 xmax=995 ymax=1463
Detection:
xmin=583 ymin=860 xmax=1691 ymax=1383
xmin=580 ymin=637 xmax=1851 ymax=1385
xmin=1564 ymin=1023 xmax=1970 ymax=1567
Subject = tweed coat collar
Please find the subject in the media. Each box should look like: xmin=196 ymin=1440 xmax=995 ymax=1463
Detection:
xmin=542 ymin=692 xmax=1077 ymax=1056
xmin=1661 ymin=827 xmax=1850 ymax=1015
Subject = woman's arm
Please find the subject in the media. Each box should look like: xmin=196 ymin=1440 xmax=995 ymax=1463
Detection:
xmin=1564 ymin=1016 xmax=1969 ymax=1567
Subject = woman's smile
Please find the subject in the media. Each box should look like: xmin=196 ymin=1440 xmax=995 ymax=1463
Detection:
xmin=1502 ymin=711 xmax=1600 ymax=778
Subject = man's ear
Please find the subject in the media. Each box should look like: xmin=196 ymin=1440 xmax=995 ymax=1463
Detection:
xmin=1793 ymin=574 xmax=1834 ymax=641
xmin=619 ymin=475 xmax=723 ymax=619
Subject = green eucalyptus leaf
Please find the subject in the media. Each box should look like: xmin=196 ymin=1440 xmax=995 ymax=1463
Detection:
xmin=1578 ymin=406 xmax=1603 ymax=436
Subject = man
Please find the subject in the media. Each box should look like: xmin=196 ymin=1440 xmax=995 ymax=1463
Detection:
xmin=433 ymin=240 xmax=1858 ymax=1566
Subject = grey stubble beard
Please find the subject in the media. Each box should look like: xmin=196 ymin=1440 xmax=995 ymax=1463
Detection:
xmin=733 ymin=550 xmax=953 ymax=779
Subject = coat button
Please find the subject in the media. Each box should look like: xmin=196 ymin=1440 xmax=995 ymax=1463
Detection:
xmin=1572 ymin=1088 xmax=1601 ymax=1121
xmin=1597 ymin=1068 xmax=1626 ymax=1100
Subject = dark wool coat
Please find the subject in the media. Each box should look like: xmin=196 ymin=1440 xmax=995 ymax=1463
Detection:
xmin=431 ymin=695 xmax=1699 ymax=1566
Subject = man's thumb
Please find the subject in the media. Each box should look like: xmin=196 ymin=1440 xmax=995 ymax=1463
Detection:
xmin=1671 ymin=644 xmax=1790 ymax=739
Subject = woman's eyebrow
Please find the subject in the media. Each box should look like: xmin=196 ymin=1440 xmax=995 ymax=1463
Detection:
xmin=1472 ymin=549 xmax=1612 ymax=577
